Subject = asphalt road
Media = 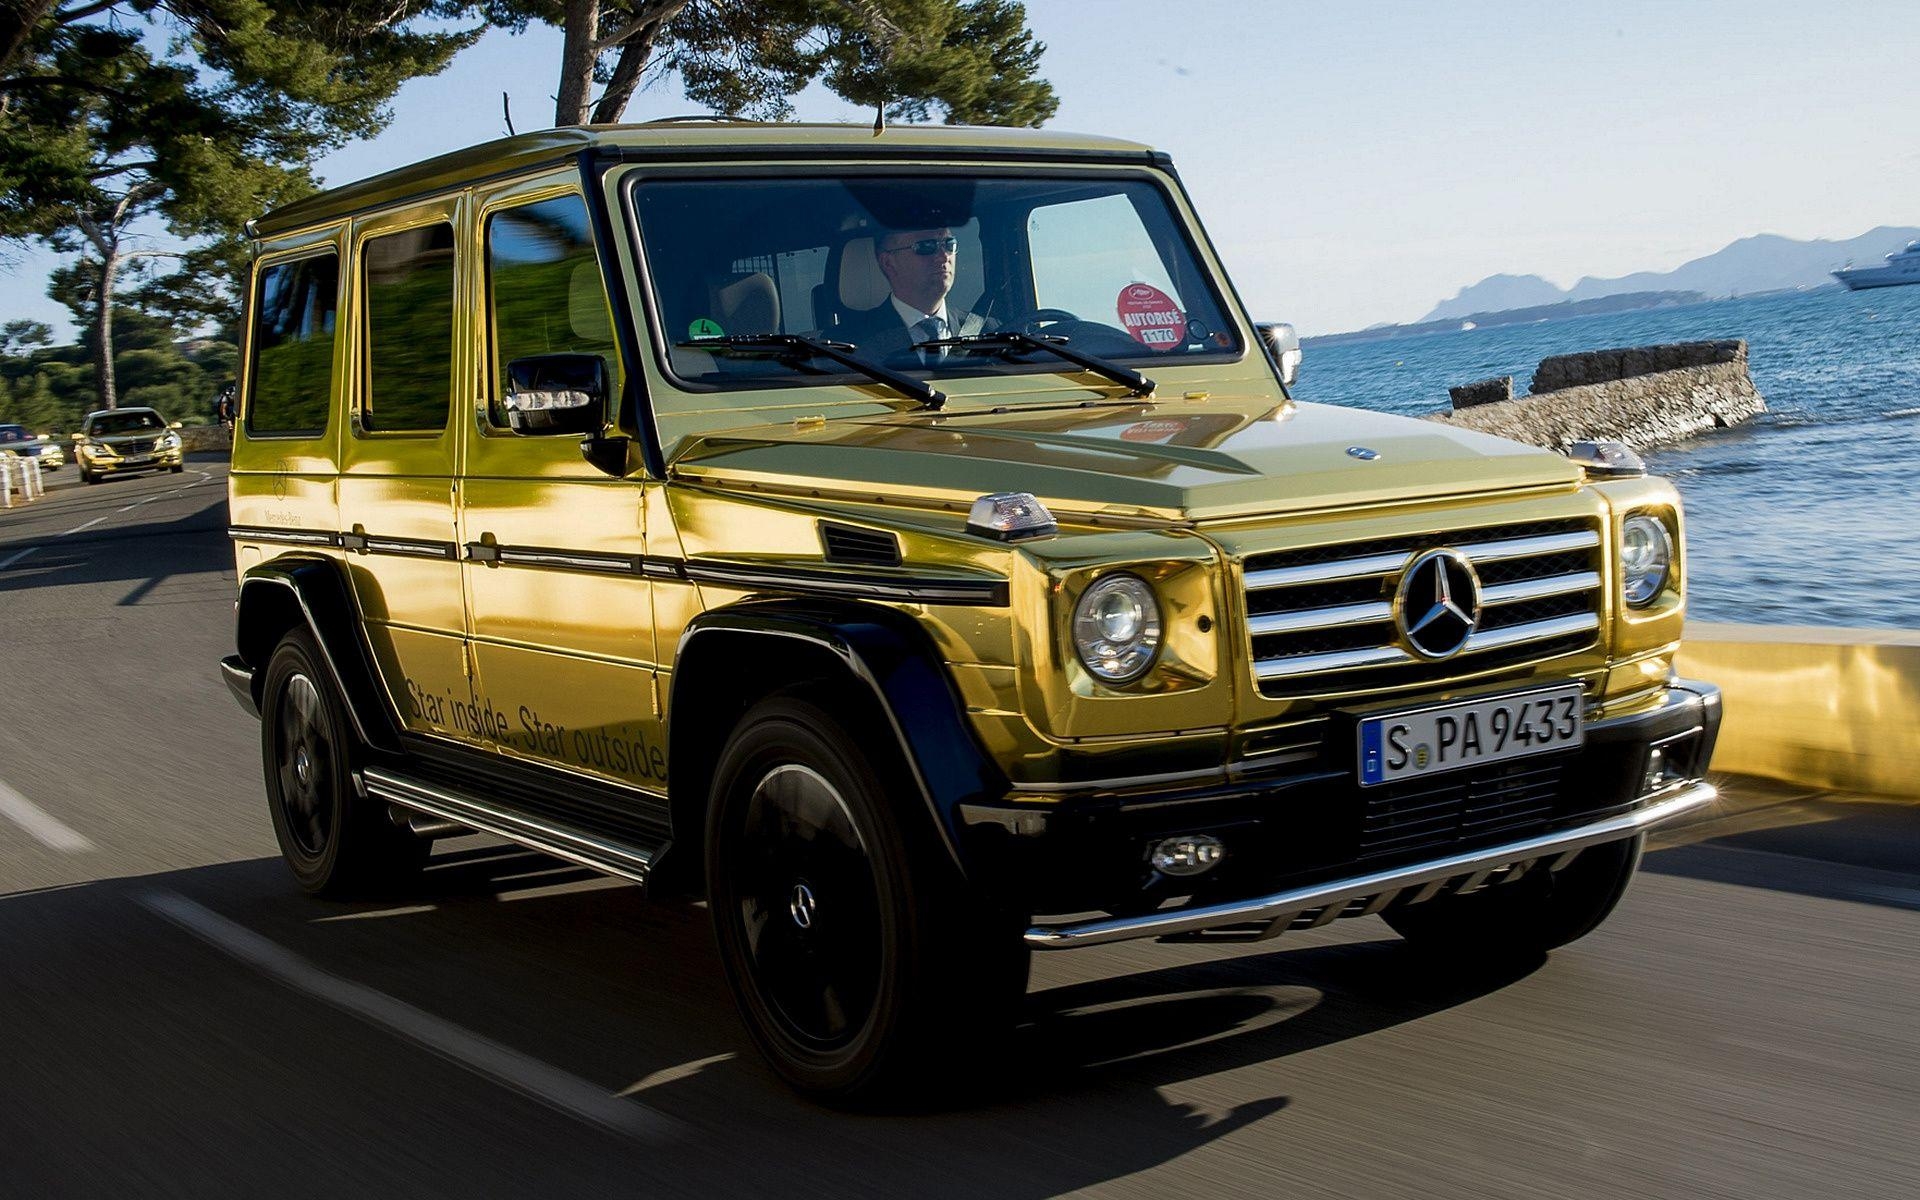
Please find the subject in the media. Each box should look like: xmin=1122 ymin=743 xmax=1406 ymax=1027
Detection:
xmin=1 ymin=457 xmax=1915 ymax=1198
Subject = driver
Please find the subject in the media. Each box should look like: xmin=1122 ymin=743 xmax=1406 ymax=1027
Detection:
xmin=840 ymin=226 xmax=997 ymax=359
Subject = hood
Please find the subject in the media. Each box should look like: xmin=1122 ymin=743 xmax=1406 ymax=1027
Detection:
xmin=670 ymin=398 xmax=1583 ymax=523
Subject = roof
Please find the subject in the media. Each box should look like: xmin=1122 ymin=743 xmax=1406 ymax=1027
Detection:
xmin=253 ymin=123 xmax=1163 ymax=238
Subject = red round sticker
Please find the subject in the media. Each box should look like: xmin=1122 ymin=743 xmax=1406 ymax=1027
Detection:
xmin=1116 ymin=283 xmax=1185 ymax=352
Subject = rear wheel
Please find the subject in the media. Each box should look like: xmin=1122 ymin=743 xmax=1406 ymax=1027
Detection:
xmin=1383 ymin=833 xmax=1643 ymax=956
xmin=260 ymin=629 xmax=426 ymax=896
xmin=706 ymin=694 xmax=1027 ymax=1101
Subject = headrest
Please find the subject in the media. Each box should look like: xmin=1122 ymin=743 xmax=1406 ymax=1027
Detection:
xmin=712 ymin=272 xmax=779 ymax=335
xmin=568 ymin=261 xmax=614 ymax=344
xmin=838 ymin=238 xmax=891 ymax=312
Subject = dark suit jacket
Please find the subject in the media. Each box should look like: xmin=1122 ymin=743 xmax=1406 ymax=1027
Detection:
xmin=835 ymin=302 xmax=998 ymax=361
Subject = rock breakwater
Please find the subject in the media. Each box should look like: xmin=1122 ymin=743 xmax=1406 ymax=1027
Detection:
xmin=1431 ymin=339 xmax=1765 ymax=449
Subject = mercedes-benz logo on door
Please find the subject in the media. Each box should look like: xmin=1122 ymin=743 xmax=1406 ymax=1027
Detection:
xmin=1395 ymin=548 xmax=1481 ymax=659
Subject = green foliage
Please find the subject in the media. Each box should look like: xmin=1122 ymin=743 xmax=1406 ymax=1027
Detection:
xmin=0 ymin=2 xmax=477 ymax=407
xmin=462 ymin=0 xmax=1056 ymax=128
xmin=0 ymin=307 xmax=233 ymax=430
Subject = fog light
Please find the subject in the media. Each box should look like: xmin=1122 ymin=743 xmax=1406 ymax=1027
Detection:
xmin=1150 ymin=834 xmax=1225 ymax=877
xmin=1643 ymin=748 xmax=1666 ymax=793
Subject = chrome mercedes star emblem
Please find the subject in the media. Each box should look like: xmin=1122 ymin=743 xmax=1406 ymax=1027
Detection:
xmin=1396 ymin=548 xmax=1480 ymax=659
xmin=788 ymin=882 xmax=817 ymax=930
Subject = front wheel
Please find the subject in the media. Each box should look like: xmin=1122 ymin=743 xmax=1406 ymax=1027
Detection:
xmin=1383 ymin=833 xmax=1643 ymax=956
xmin=260 ymin=629 xmax=426 ymax=896
xmin=706 ymin=695 xmax=1027 ymax=1101
xmin=81 ymin=469 xmax=98 ymax=484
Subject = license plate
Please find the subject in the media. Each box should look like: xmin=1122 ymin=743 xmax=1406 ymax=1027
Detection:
xmin=1358 ymin=684 xmax=1584 ymax=787
xmin=122 ymin=455 xmax=152 ymax=464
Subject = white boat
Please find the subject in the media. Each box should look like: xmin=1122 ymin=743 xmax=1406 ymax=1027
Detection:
xmin=1834 ymin=240 xmax=1920 ymax=290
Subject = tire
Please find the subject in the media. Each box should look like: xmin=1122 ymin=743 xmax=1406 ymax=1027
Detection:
xmin=1383 ymin=833 xmax=1643 ymax=957
xmin=82 ymin=469 xmax=98 ymax=484
xmin=706 ymin=694 xmax=1028 ymax=1102
xmin=260 ymin=629 xmax=427 ymax=897
xmin=169 ymin=464 xmax=184 ymax=474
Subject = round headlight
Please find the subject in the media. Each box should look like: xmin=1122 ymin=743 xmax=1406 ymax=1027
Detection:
xmin=1621 ymin=514 xmax=1673 ymax=607
xmin=1072 ymin=573 xmax=1162 ymax=683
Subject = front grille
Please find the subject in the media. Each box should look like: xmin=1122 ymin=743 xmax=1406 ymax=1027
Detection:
xmin=1244 ymin=517 xmax=1603 ymax=696
xmin=115 ymin=438 xmax=158 ymax=454
xmin=1359 ymin=759 xmax=1563 ymax=861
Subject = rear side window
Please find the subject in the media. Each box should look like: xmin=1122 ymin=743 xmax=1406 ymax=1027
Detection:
xmin=362 ymin=223 xmax=456 ymax=433
xmin=248 ymin=252 xmax=338 ymax=435
xmin=485 ymin=195 xmax=620 ymax=427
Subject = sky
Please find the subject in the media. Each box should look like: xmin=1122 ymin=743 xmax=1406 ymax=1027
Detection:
xmin=6 ymin=0 xmax=1917 ymax=337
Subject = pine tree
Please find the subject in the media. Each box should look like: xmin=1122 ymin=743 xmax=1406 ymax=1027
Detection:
xmin=464 ymin=0 xmax=1056 ymax=128
xmin=0 ymin=2 xmax=478 ymax=409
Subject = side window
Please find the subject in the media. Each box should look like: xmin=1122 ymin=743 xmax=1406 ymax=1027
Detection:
xmin=362 ymin=223 xmax=456 ymax=433
xmin=486 ymin=195 xmax=619 ymax=428
xmin=1028 ymin=193 xmax=1182 ymax=318
xmin=248 ymin=252 xmax=338 ymax=435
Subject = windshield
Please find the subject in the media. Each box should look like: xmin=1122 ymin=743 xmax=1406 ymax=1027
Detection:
xmin=88 ymin=411 xmax=164 ymax=435
xmin=627 ymin=173 xmax=1242 ymax=390
xmin=0 ymin=425 xmax=26 ymax=443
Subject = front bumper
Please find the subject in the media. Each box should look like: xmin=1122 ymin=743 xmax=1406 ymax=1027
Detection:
xmin=85 ymin=452 xmax=182 ymax=474
xmin=957 ymin=679 xmax=1722 ymax=947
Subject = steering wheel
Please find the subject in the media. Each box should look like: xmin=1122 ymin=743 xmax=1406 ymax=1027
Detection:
xmin=1014 ymin=308 xmax=1080 ymax=334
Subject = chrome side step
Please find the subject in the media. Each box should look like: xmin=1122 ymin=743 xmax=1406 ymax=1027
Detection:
xmin=1023 ymin=783 xmax=1716 ymax=950
xmin=362 ymin=766 xmax=656 ymax=887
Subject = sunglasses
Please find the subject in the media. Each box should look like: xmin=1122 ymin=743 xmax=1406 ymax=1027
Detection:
xmin=881 ymin=236 xmax=957 ymax=257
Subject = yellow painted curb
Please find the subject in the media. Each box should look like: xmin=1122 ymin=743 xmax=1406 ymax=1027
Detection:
xmin=1677 ymin=623 xmax=1920 ymax=799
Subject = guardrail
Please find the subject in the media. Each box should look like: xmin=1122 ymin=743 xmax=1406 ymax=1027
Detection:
xmin=1678 ymin=623 xmax=1920 ymax=799
xmin=0 ymin=455 xmax=45 ymax=507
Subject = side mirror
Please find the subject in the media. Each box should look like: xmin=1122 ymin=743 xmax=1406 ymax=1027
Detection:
xmin=1255 ymin=322 xmax=1301 ymax=388
xmin=503 ymin=353 xmax=608 ymax=437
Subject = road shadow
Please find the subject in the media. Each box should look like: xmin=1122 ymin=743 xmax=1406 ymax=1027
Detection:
xmin=0 ymin=844 xmax=1540 ymax=1198
xmin=1644 ymin=773 xmax=1920 ymax=911
xmin=0 ymin=493 xmax=230 ymax=597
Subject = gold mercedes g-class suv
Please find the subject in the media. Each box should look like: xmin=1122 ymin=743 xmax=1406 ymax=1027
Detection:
xmin=221 ymin=123 xmax=1720 ymax=1100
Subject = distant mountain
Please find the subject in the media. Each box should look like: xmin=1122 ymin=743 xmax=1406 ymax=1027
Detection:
xmin=1420 ymin=226 xmax=1920 ymax=323
xmin=1310 ymin=290 xmax=1708 ymax=349
xmin=1423 ymin=274 xmax=1566 ymax=322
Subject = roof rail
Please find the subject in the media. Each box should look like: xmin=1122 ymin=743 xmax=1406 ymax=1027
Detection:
xmin=641 ymin=114 xmax=765 ymax=125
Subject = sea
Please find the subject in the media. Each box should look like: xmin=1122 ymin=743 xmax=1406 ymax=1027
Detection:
xmin=1293 ymin=286 xmax=1920 ymax=631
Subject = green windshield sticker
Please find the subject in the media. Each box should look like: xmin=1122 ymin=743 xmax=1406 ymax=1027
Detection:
xmin=688 ymin=318 xmax=725 ymax=339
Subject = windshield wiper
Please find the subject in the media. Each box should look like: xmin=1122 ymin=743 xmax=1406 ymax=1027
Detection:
xmin=678 ymin=334 xmax=947 ymax=411
xmin=915 ymin=331 xmax=1155 ymax=397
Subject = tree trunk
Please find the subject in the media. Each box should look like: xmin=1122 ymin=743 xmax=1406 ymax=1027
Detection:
xmin=93 ymin=250 xmax=117 ymax=409
xmin=555 ymin=0 xmax=600 ymax=127
xmin=588 ymin=22 xmax=661 ymax=124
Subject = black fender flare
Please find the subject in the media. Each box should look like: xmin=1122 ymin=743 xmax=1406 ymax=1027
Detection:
xmin=667 ymin=598 xmax=1007 ymax=878
xmin=233 ymin=555 xmax=403 ymax=753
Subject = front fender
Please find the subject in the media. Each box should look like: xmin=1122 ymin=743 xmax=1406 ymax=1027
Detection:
xmin=668 ymin=598 xmax=1007 ymax=878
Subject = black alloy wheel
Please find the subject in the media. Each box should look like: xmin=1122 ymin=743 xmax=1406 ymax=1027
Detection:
xmin=732 ymin=762 xmax=883 ymax=1053
xmin=274 ymin=671 xmax=336 ymax=859
xmin=260 ymin=629 xmax=425 ymax=896
xmin=707 ymin=694 xmax=1028 ymax=1101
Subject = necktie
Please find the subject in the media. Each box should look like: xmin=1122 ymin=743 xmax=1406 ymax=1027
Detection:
xmin=915 ymin=315 xmax=946 ymax=362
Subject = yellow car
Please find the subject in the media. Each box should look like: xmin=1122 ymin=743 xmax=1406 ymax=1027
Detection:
xmin=219 ymin=123 xmax=1720 ymax=1100
xmin=73 ymin=407 xmax=185 ymax=483
xmin=0 ymin=424 xmax=62 ymax=470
